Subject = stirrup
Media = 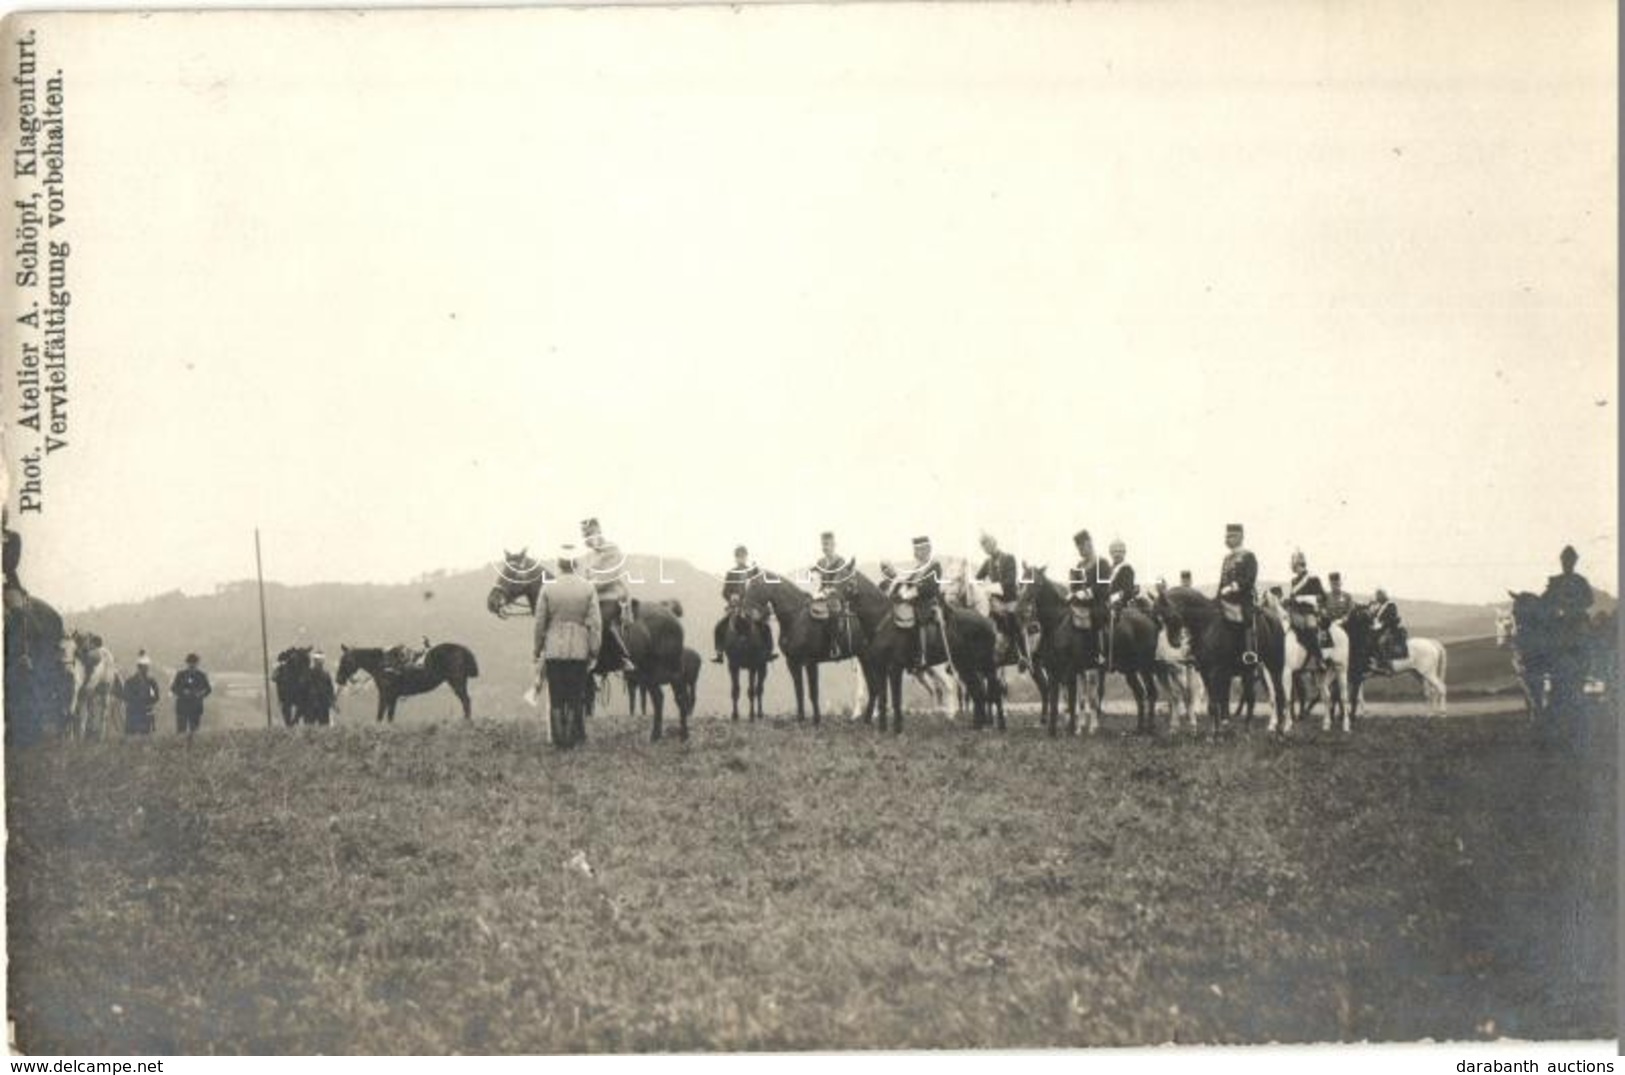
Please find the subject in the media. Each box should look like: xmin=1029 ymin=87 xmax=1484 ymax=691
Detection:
xmin=1241 ymin=650 xmax=1259 ymax=666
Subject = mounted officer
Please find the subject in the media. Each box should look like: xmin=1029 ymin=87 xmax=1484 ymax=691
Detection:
xmin=1543 ymin=545 xmax=1594 ymax=637
xmin=1068 ymin=529 xmax=1110 ymax=667
xmin=713 ymin=545 xmax=776 ymax=664
xmin=1323 ymin=571 xmax=1354 ymax=623
xmin=812 ymin=531 xmax=858 ymax=659
xmin=975 ymin=531 xmax=1025 ymax=669
xmin=891 ymin=536 xmax=944 ymax=671
xmin=1284 ymin=549 xmax=1326 ymax=661
xmin=1217 ymin=523 xmax=1259 ymax=663
xmin=580 ymin=517 xmax=635 ymax=673
xmin=1368 ymin=587 xmax=1407 ymax=672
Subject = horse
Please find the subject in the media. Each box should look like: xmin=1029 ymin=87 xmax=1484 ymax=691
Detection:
xmin=1149 ymin=606 xmax=1200 ymax=732
xmin=70 ymin=631 xmax=124 ymax=738
xmin=673 ymin=647 xmax=703 ymax=724
xmin=4 ymin=592 xmax=72 ymax=745
xmin=1262 ymin=593 xmax=1341 ymax=731
xmin=1153 ymin=587 xmax=1287 ymax=734
xmin=487 ymin=548 xmax=552 ymax=619
xmin=855 ymin=571 xmax=999 ymax=734
xmin=1016 ymin=569 xmax=1161 ymax=735
xmin=719 ymin=598 xmax=771 ymax=721
xmin=741 ymin=570 xmax=872 ymax=725
xmin=1341 ymin=605 xmax=1449 ymax=718
xmin=272 ymin=646 xmax=315 ymax=726
xmin=616 ymin=599 xmax=688 ymax=741
xmin=335 ymin=642 xmax=480 ymax=722
xmin=1500 ymin=591 xmax=1581 ymax=719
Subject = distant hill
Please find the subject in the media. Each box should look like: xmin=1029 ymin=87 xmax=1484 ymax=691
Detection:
xmin=62 ymin=560 xmax=1590 ymax=726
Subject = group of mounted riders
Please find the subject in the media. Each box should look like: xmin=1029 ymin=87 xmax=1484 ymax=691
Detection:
xmin=710 ymin=522 xmax=1419 ymax=684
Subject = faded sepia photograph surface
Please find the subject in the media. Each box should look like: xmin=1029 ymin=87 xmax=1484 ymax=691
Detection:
xmin=0 ymin=1 xmax=1616 ymax=1054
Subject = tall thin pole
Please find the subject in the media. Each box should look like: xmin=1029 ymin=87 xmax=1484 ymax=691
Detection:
xmin=255 ymin=528 xmax=272 ymax=729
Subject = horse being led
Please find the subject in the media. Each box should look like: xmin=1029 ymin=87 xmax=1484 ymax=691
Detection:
xmin=487 ymin=549 xmax=552 ymax=619
xmin=273 ymin=646 xmax=313 ymax=726
xmin=71 ymin=631 xmax=123 ymax=739
xmin=336 ymin=643 xmax=480 ymax=722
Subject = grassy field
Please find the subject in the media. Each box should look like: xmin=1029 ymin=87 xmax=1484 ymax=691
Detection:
xmin=6 ymin=701 xmax=1615 ymax=1054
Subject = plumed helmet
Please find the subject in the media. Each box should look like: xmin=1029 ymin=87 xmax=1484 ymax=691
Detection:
xmin=1109 ymin=538 xmax=1126 ymax=555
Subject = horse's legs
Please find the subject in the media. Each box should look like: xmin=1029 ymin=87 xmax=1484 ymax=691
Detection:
xmin=650 ymin=685 xmax=664 ymax=742
xmin=754 ymin=665 xmax=767 ymax=720
xmin=729 ymin=663 xmax=741 ymax=721
xmin=789 ymin=663 xmax=807 ymax=722
xmin=808 ymin=663 xmax=822 ymax=726
xmin=1065 ymin=673 xmax=1079 ymax=736
xmin=1125 ymin=671 xmax=1147 ymax=735
xmin=454 ymin=678 xmax=473 ymax=721
xmin=374 ymin=694 xmax=387 ymax=723
xmin=888 ymin=668 xmax=904 ymax=733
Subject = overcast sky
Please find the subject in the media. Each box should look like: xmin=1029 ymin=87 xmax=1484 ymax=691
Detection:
xmin=5 ymin=1 xmax=1616 ymax=612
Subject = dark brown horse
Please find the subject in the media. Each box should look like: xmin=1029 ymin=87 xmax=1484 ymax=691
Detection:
xmin=273 ymin=645 xmax=314 ymax=726
xmin=4 ymin=591 xmax=72 ymax=746
xmin=335 ymin=643 xmax=480 ymax=722
xmin=741 ymin=570 xmax=872 ymax=725
xmin=617 ymin=599 xmax=689 ymax=741
xmin=853 ymin=572 xmax=1000 ymax=734
xmin=1016 ymin=567 xmax=1104 ymax=736
xmin=1153 ymin=588 xmax=1286 ymax=734
xmin=721 ymin=602 xmax=771 ymax=721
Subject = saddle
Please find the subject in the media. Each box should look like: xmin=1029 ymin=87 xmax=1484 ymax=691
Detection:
xmin=1219 ymin=599 xmax=1246 ymax=624
xmin=1069 ymin=604 xmax=1095 ymax=630
xmin=810 ymin=593 xmax=845 ymax=621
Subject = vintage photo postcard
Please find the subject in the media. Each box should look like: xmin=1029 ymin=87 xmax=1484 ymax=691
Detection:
xmin=0 ymin=0 xmax=1616 ymax=1058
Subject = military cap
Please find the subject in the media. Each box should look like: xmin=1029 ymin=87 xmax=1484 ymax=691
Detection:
xmin=734 ymin=544 xmax=748 ymax=557
xmin=1109 ymin=538 xmax=1126 ymax=553
xmin=1226 ymin=523 xmax=1244 ymax=537
xmin=913 ymin=536 xmax=931 ymax=548
xmin=1328 ymin=571 xmax=1341 ymax=582
xmin=184 ymin=653 xmax=200 ymax=665
xmin=1073 ymin=529 xmax=1092 ymax=545
xmin=820 ymin=531 xmax=835 ymax=542
xmin=1561 ymin=545 xmax=1579 ymax=562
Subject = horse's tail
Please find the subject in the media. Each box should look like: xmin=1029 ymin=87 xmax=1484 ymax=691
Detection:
xmin=1435 ymin=639 xmax=1448 ymax=695
xmin=463 ymin=646 xmax=481 ymax=678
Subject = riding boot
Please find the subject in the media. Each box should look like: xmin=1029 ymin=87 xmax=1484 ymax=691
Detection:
xmin=712 ymin=619 xmax=726 ymax=664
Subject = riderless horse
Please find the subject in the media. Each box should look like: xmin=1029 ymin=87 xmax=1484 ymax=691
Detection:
xmin=611 ymin=599 xmax=690 ymax=741
xmin=273 ymin=645 xmax=313 ymax=726
xmin=336 ymin=642 xmax=480 ymax=722
xmin=70 ymin=632 xmax=123 ymax=738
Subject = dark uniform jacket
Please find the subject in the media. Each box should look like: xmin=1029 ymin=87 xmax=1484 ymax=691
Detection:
xmin=975 ymin=551 xmax=1019 ymax=602
xmin=170 ymin=668 xmax=212 ymax=717
xmin=1371 ymin=600 xmax=1402 ymax=634
xmin=1544 ymin=571 xmax=1594 ymax=624
xmin=1069 ymin=556 xmax=1109 ymax=611
xmin=1106 ymin=560 xmax=1138 ymax=607
xmin=896 ymin=558 xmax=943 ymax=604
xmin=813 ymin=554 xmax=855 ymax=593
xmin=1218 ymin=549 xmax=1259 ymax=605
xmin=1323 ymin=590 xmax=1355 ymax=621
xmin=122 ymin=672 xmax=161 ymax=729
xmin=308 ymin=667 xmax=337 ymax=714
xmin=721 ymin=563 xmax=762 ymax=604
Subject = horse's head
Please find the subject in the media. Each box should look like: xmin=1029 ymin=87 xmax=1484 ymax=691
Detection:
xmin=1015 ymin=563 xmax=1063 ymax=627
xmin=335 ymin=645 xmax=360 ymax=687
xmin=1494 ymin=606 xmax=1516 ymax=647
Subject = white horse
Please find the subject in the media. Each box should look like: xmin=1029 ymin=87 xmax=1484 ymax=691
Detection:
xmin=1153 ymin=622 xmax=1201 ymax=732
xmin=70 ymin=632 xmax=123 ymax=739
xmin=1264 ymin=593 xmax=1336 ymax=734
xmin=1349 ymin=610 xmax=1449 ymax=716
